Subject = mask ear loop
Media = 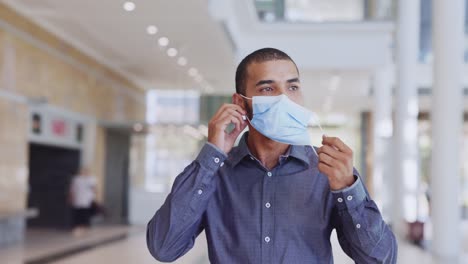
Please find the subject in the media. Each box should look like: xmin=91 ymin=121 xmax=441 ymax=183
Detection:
xmin=238 ymin=94 xmax=253 ymax=124
xmin=309 ymin=113 xmax=325 ymax=158
xmin=238 ymin=94 xmax=252 ymax=100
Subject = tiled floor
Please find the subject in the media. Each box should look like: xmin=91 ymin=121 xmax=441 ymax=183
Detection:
xmin=0 ymin=226 xmax=466 ymax=264
xmin=0 ymin=226 xmax=139 ymax=264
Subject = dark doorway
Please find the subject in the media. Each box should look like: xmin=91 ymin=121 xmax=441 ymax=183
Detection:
xmin=27 ymin=143 xmax=80 ymax=229
xmin=103 ymin=129 xmax=130 ymax=225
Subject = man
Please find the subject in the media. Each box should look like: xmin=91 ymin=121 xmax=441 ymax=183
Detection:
xmin=69 ymin=167 xmax=97 ymax=236
xmin=147 ymin=48 xmax=397 ymax=263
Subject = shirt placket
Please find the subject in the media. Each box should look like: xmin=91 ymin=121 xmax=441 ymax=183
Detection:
xmin=261 ymin=169 xmax=274 ymax=263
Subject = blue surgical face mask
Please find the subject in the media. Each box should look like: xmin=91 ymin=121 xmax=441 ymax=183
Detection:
xmin=239 ymin=94 xmax=323 ymax=154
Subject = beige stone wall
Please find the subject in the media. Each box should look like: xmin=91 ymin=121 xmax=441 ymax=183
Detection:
xmin=129 ymin=134 xmax=147 ymax=189
xmin=0 ymin=4 xmax=145 ymax=213
xmin=6 ymin=32 xmax=144 ymax=121
xmin=0 ymin=99 xmax=29 ymax=213
xmin=92 ymin=126 xmax=107 ymax=203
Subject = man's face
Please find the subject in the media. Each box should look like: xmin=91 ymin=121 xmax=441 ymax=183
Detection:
xmin=240 ymin=59 xmax=303 ymax=118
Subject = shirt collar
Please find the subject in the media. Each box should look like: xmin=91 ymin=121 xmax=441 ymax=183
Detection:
xmin=228 ymin=132 xmax=251 ymax=166
xmin=228 ymin=132 xmax=311 ymax=167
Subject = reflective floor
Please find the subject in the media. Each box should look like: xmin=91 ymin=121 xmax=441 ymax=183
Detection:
xmin=0 ymin=226 xmax=467 ymax=263
xmin=0 ymin=226 xmax=139 ymax=264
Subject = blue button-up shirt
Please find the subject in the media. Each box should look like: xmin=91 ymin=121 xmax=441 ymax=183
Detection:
xmin=147 ymin=133 xmax=397 ymax=263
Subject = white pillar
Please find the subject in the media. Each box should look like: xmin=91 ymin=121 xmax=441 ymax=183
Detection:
xmin=431 ymin=0 xmax=465 ymax=262
xmin=372 ymin=65 xmax=393 ymax=221
xmin=394 ymin=0 xmax=421 ymax=236
xmin=368 ymin=0 xmax=394 ymax=20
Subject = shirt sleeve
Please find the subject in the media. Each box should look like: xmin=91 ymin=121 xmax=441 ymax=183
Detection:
xmin=331 ymin=168 xmax=398 ymax=263
xmin=146 ymin=143 xmax=227 ymax=262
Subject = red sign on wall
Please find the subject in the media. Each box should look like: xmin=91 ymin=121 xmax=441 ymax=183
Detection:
xmin=51 ymin=119 xmax=67 ymax=137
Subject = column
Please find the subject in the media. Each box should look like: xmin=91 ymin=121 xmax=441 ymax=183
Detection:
xmin=394 ymin=0 xmax=421 ymax=236
xmin=372 ymin=65 xmax=393 ymax=221
xmin=431 ymin=0 xmax=465 ymax=262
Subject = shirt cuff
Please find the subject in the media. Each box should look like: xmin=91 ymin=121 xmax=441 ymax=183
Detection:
xmin=331 ymin=176 xmax=367 ymax=211
xmin=195 ymin=142 xmax=228 ymax=172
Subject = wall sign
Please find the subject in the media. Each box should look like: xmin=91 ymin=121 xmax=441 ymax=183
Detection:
xmin=29 ymin=107 xmax=85 ymax=149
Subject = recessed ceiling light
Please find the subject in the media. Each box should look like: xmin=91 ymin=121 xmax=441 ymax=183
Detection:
xmin=167 ymin=48 xmax=178 ymax=57
xmin=188 ymin=68 xmax=198 ymax=77
xmin=146 ymin=25 xmax=158 ymax=35
xmin=177 ymin=57 xmax=188 ymax=66
xmin=123 ymin=1 xmax=136 ymax=12
xmin=158 ymin=37 xmax=169 ymax=46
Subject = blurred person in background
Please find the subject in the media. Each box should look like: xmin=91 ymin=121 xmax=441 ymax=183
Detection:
xmin=147 ymin=48 xmax=397 ymax=263
xmin=69 ymin=167 xmax=97 ymax=237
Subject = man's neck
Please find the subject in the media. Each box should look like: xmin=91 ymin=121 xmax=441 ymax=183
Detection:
xmin=246 ymin=129 xmax=290 ymax=170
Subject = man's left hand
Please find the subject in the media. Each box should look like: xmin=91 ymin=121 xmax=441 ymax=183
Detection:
xmin=317 ymin=135 xmax=356 ymax=191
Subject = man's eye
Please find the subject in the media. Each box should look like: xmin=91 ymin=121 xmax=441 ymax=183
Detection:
xmin=260 ymin=87 xmax=273 ymax=92
xmin=289 ymin=86 xmax=299 ymax=91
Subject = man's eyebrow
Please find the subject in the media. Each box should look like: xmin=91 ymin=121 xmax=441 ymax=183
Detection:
xmin=255 ymin=78 xmax=300 ymax=86
xmin=287 ymin=78 xmax=300 ymax=83
xmin=255 ymin=80 xmax=274 ymax=86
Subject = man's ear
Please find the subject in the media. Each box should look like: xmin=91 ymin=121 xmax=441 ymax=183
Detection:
xmin=232 ymin=93 xmax=245 ymax=108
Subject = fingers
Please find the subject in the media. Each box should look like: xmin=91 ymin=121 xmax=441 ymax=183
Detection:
xmin=207 ymin=104 xmax=247 ymax=153
xmin=209 ymin=103 xmax=248 ymax=133
xmin=210 ymin=104 xmax=245 ymax=126
xmin=321 ymin=136 xmax=353 ymax=155
xmin=216 ymin=108 xmax=245 ymax=131
xmin=318 ymin=152 xmax=346 ymax=173
xmin=317 ymin=162 xmax=333 ymax=177
xmin=212 ymin=103 xmax=246 ymax=121
xmin=317 ymin=161 xmax=354 ymax=190
xmin=225 ymin=113 xmax=241 ymax=131
xmin=317 ymin=143 xmax=353 ymax=181
xmin=318 ymin=145 xmax=348 ymax=163
xmin=319 ymin=136 xmax=356 ymax=190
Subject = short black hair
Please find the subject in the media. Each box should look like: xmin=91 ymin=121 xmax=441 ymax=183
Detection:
xmin=235 ymin=48 xmax=298 ymax=95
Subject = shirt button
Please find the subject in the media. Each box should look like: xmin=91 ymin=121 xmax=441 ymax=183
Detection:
xmin=265 ymin=202 xmax=271 ymax=208
xmin=197 ymin=189 xmax=203 ymax=195
xmin=337 ymin=197 xmax=343 ymax=203
xmin=267 ymin=172 xmax=272 ymax=177
xmin=264 ymin=236 xmax=270 ymax=243
xmin=347 ymin=195 xmax=353 ymax=201
xmin=356 ymin=224 xmax=361 ymax=229
xmin=214 ymin=157 xmax=220 ymax=163
xmin=220 ymin=162 xmax=224 ymax=167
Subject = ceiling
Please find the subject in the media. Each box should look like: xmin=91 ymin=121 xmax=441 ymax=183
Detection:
xmin=1 ymin=0 xmax=394 ymax=117
xmin=2 ymin=0 xmax=237 ymax=92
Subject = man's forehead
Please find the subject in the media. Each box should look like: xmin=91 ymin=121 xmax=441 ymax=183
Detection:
xmin=247 ymin=60 xmax=299 ymax=80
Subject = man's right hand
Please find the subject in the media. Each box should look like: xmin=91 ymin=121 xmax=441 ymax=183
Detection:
xmin=208 ymin=103 xmax=247 ymax=154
